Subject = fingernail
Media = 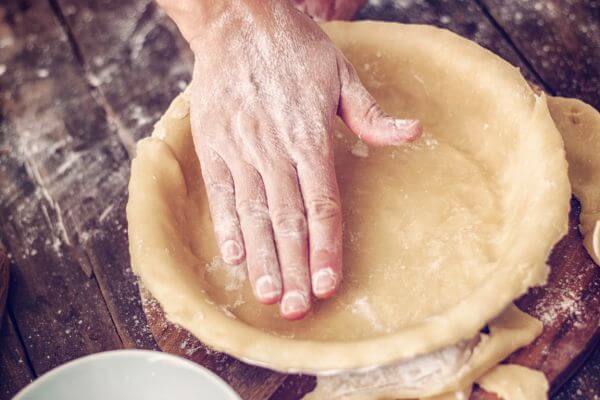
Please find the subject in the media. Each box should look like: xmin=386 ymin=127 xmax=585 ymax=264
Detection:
xmin=389 ymin=119 xmax=422 ymax=141
xmin=255 ymin=275 xmax=281 ymax=302
xmin=281 ymin=291 xmax=309 ymax=315
xmin=222 ymin=240 xmax=243 ymax=264
xmin=312 ymin=268 xmax=337 ymax=297
xmin=390 ymin=118 xmax=419 ymax=128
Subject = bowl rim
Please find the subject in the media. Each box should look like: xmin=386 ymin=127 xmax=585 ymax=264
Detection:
xmin=13 ymin=349 xmax=241 ymax=400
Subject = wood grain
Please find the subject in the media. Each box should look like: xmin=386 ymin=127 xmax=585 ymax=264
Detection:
xmin=55 ymin=0 xmax=193 ymax=146
xmin=554 ymin=340 xmax=600 ymax=400
xmin=0 ymin=0 xmax=157 ymax=355
xmin=356 ymin=0 xmax=545 ymax=87
xmin=478 ymin=0 xmax=600 ymax=109
xmin=0 ymin=0 xmax=124 ymax=371
xmin=0 ymin=245 xmax=8 ymax=327
xmin=0 ymin=315 xmax=34 ymax=399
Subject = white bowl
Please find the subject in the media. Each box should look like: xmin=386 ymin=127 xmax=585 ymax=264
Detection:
xmin=14 ymin=350 xmax=241 ymax=400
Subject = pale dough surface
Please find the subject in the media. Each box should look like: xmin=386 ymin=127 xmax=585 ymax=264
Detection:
xmin=547 ymin=96 xmax=600 ymax=265
xmin=127 ymin=21 xmax=570 ymax=373
xmin=477 ymin=364 xmax=548 ymax=400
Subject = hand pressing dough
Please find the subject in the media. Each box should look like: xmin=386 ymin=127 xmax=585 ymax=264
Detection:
xmin=547 ymin=96 xmax=600 ymax=265
xmin=476 ymin=364 xmax=549 ymax=400
xmin=127 ymin=21 xmax=571 ymax=374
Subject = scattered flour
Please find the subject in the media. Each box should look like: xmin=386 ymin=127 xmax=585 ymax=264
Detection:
xmin=351 ymin=141 xmax=370 ymax=158
xmin=313 ymin=339 xmax=477 ymax=398
xmin=349 ymin=296 xmax=385 ymax=332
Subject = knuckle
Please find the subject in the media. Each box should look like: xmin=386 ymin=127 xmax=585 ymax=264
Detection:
xmin=272 ymin=209 xmax=307 ymax=238
xmin=295 ymin=136 xmax=330 ymax=160
xmin=205 ymin=181 xmax=234 ymax=197
xmin=237 ymin=199 xmax=270 ymax=222
xmin=364 ymin=102 xmax=383 ymax=124
xmin=213 ymin=215 xmax=239 ymax=235
xmin=306 ymin=196 xmax=341 ymax=222
xmin=253 ymin=154 xmax=283 ymax=175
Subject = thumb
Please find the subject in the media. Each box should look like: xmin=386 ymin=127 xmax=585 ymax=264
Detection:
xmin=337 ymin=54 xmax=422 ymax=146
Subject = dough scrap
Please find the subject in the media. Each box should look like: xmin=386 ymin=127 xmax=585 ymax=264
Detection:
xmin=476 ymin=364 xmax=549 ymax=400
xmin=127 ymin=21 xmax=570 ymax=373
xmin=547 ymin=96 xmax=600 ymax=265
xmin=304 ymin=304 xmax=542 ymax=399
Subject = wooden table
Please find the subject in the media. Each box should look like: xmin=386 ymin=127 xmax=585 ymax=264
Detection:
xmin=0 ymin=0 xmax=598 ymax=398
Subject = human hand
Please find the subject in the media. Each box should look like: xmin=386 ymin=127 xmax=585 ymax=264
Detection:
xmin=178 ymin=1 xmax=421 ymax=320
xmin=291 ymin=0 xmax=368 ymax=20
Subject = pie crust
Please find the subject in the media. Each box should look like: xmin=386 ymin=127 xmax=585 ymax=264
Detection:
xmin=127 ymin=21 xmax=570 ymax=373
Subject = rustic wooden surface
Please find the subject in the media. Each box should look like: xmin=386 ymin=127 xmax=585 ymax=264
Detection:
xmin=0 ymin=246 xmax=8 ymax=328
xmin=0 ymin=0 xmax=598 ymax=399
xmin=478 ymin=0 xmax=600 ymax=110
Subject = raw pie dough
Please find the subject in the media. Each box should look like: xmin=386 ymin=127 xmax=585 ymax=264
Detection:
xmin=476 ymin=364 xmax=549 ymax=400
xmin=128 ymin=20 xmax=572 ymax=384
xmin=547 ymin=97 xmax=600 ymax=265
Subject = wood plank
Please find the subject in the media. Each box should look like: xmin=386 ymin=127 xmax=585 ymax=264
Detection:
xmin=554 ymin=341 xmax=600 ymax=400
xmin=269 ymin=375 xmax=316 ymax=400
xmin=477 ymin=0 xmax=600 ymax=109
xmin=55 ymin=0 xmax=193 ymax=145
xmin=0 ymin=0 xmax=158 ymax=358
xmin=0 ymin=146 xmax=125 ymax=374
xmin=0 ymin=0 xmax=155 ymax=376
xmin=356 ymin=0 xmax=545 ymax=87
xmin=0 ymin=244 xmax=8 ymax=325
xmin=0 ymin=314 xmax=34 ymax=400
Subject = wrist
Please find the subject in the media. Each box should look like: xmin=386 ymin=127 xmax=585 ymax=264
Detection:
xmin=155 ymin=0 xmax=225 ymax=43
xmin=157 ymin=0 xmax=274 ymax=46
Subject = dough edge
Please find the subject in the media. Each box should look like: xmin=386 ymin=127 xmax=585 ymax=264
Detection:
xmin=547 ymin=96 xmax=600 ymax=266
xmin=476 ymin=364 xmax=549 ymax=400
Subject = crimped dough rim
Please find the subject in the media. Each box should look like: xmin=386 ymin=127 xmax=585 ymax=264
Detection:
xmin=127 ymin=21 xmax=570 ymax=373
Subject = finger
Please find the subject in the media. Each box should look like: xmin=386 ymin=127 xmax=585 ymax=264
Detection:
xmin=337 ymin=53 xmax=423 ymax=146
xmin=197 ymin=147 xmax=245 ymax=265
xmin=262 ymin=161 xmax=311 ymax=320
xmin=231 ymin=163 xmax=283 ymax=305
xmin=332 ymin=0 xmax=368 ymax=20
xmin=305 ymin=0 xmax=334 ymax=21
xmin=296 ymin=153 xmax=342 ymax=299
